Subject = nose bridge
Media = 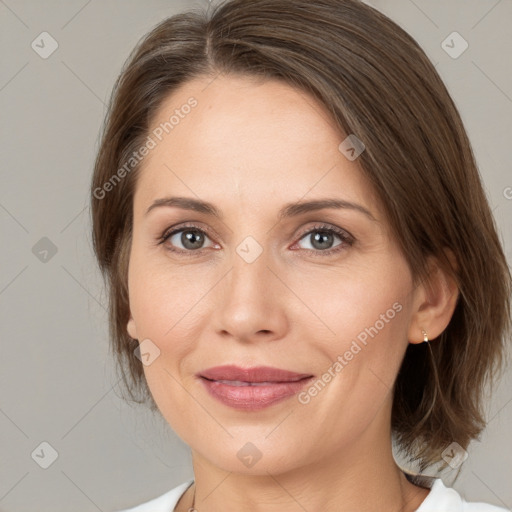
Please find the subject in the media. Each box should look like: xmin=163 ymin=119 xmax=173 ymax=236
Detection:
xmin=228 ymin=239 xmax=275 ymax=306
xmin=224 ymin=222 xmax=271 ymax=291
xmin=231 ymin=237 xmax=271 ymax=290
xmin=213 ymin=236 xmax=288 ymax=340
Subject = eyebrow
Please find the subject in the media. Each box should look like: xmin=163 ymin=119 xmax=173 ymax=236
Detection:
xmin=145 ymin=196 xmax=377 ymax=222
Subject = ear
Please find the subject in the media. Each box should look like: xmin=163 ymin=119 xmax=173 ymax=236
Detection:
xmin=408 ymin=249 xmax=459 ymax=344
xmin=127 ymin=314 xmax=138 ymax=340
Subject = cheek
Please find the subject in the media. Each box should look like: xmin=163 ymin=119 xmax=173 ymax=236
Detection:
xmin=128 ymin=245 xmax=211 ymax=339
xmin=292 ymin=258 xmax=411 ymax=345
xmin=128 ymin=256 xmax=206 ymax=421
xmin=294 ymin=257 xmax=413 ymax=396
xmin=127 ymin=252 xmax=217 ymax=416
xmin=331 ymin=285 xmax=409 ymax=351
xmin=290 ymin=268 xmax=412 ymax=441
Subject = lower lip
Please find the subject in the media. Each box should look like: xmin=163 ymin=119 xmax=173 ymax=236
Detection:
xmin=199 ymin=377 xmax=313 ymax=410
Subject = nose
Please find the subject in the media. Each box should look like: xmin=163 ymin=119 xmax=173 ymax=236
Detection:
xmin=211 ymin=246 xmax=290 ymax=344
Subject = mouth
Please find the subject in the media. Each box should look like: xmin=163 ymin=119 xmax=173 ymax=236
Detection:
xmin=198 ymin=364 xmax=313 ymax=383
xmin=202 ymin=378 xmax=307 ymax=386
xmin=197 ymin=365 xmax=314 ymax=410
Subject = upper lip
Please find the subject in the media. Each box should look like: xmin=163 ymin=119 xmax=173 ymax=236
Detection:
xmin=198 ymin=365 xmax=313 ymax=383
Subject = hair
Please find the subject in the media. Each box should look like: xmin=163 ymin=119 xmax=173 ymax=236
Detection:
xmin=90 ymin=0 xmax=511 ymax=473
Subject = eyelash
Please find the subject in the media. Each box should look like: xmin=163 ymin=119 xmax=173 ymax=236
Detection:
xmin=156 ymin=222 xmax=355 ymax=258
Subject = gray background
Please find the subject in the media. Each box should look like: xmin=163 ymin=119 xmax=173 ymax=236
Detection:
xmin=0 ymin=0 xmax=511 ymax=511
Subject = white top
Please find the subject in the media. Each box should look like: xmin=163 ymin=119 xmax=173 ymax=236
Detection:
xmin=116 ymin=476 xmax=510 ymax=512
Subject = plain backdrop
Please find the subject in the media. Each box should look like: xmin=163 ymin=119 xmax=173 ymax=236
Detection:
xmin=0 ymin=1 xmax=511 ymax=511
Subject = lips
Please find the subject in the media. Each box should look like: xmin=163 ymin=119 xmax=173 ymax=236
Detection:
xmin=197 ymin=365 xmax=314 ymax=410
xmin=198 ymin=365 xmax=313 ymax=383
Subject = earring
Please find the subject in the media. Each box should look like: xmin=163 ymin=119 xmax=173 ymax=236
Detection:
xmin=421 ymin=329 xmax=429 ymax=343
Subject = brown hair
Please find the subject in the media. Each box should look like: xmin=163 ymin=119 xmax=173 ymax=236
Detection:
xmin=90 ymin=0 xmax=511 ymax=472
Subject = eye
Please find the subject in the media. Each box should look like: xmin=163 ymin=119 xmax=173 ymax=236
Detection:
xmin=157 ymin=222 xmax=354 ymax=257
xmin=293 ymin=223 xmax=354 ymax=255
xmin=157 ymin=223 xmax=218 ymax=255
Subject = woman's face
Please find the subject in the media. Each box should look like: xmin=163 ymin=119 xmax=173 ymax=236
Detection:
xmin=127 ymin=74 xmax=421 ymax=474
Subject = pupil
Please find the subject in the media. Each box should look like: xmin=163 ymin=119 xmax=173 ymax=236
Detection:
xmin=312 ymin=231 xmax=332 ymax=250
xmin=183 ymin=230 xmax=203 ymax=249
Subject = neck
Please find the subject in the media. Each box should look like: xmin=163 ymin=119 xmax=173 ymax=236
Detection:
xmin=176 ymin=417 xmax=430 ymax=512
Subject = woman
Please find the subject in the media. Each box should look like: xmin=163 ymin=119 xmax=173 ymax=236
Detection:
xmin=90 ymin=0 xmax=511 ymax=510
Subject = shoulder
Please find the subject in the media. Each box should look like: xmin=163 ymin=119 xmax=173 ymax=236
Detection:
xmin=415 ymin=477 xmax=509 ymax=512
xmin=115 ymin=479 xmax=194 ymax=512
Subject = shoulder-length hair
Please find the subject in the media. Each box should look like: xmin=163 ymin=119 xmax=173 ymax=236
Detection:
xmin=90 ymin=0 xmax=511 ymax=472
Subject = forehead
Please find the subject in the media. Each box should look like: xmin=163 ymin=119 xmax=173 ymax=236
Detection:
xmin=134 ymin=74 xmax=379 ymax=216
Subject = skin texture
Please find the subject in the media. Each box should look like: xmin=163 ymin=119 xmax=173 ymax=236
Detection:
xmin=127 ymin=74 xmax=459 ymax=512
